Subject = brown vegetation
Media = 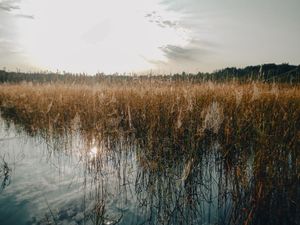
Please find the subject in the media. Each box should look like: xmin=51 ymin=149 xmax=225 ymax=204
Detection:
xmin=0 ymin=81 xmax=299 ymax=224
xmin=0 ymin=81 xmax=298 ymax=152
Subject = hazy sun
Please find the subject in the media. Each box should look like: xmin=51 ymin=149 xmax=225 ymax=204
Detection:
xmin=16 ymin=0 xmax=189 ymax=74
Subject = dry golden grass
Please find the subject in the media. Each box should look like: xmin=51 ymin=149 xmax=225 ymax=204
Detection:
xmin=0 ymin=81 xmax=299 ymax=151
xmin=0 ymin=81 xmax=299 ymax=172
xmin=0 ymin=80 xmax=299 ymax=224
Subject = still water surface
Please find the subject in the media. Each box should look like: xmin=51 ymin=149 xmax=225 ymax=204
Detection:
xmin=1 ymin=115 xmax=297 ymax=225
xmin=0 ymin=118 xmax=225 ymax=225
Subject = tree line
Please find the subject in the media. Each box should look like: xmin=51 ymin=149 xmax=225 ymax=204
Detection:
xmin=0 ymin=63 xmax=299 ymax=84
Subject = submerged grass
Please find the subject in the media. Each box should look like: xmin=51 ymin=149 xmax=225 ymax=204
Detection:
xmin=0 ymin=80 xmax=299 ymax=225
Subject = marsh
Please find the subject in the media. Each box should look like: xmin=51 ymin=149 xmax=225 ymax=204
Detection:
xmin=0 ymin=81 xmax=299 ymax=225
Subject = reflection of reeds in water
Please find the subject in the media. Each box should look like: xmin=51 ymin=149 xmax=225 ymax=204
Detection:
xmin=0 ymin=155 xmax=11 ymax=190
xmin=0 ymin=81 xmax=299 ymax=225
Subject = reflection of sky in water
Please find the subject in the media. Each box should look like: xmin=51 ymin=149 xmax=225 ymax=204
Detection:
xmin=0 ymin=118 xmax=222 ymax=225
xmin=0 ymin=122 xmax=87 ymax=224
xmin=0 ymin=119 xmax=143 ymax=225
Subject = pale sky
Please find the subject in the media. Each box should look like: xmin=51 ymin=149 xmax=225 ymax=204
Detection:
xmin=0 ymin=0 xmax=300 ymax=74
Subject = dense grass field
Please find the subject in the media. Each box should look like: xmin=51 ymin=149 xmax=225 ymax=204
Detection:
xmin=0 ymin=80 xmax=299 ymax=224
xmin=0 ymin=81 xmax=299 ymax=147
xmin=0 ymin=81 xmax=299 ymax=162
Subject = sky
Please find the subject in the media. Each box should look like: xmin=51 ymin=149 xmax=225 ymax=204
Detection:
xmin=0 ymin=0 xmax=300 ymax=74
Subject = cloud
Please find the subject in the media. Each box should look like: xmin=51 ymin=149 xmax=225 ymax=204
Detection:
xmin=160 ymin=44 xmax=209 ymax=62
xmin=15 ymin=14 xmax=34 ymax=19
xmin=145 ymin=11 xmax=178 ymax=28
xmin=0 ymin=0 xmax=27 ymax=68
xmin=147 ymin=39 xmax=215 ymax=73
xmin=161 ymin=20 xmax=176 ymax=28
xmin=0 ymin=1 xmax=20 ymax=12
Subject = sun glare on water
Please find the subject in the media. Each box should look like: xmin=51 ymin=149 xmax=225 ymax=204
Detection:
xmin=89 ymin=146 xmax=98 ymax=158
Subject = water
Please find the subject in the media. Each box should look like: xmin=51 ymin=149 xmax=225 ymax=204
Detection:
xmin=0 ymin=118 xmax=298 ymax=225
xmin=0 ymin=123 xmax=87 ymax=224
